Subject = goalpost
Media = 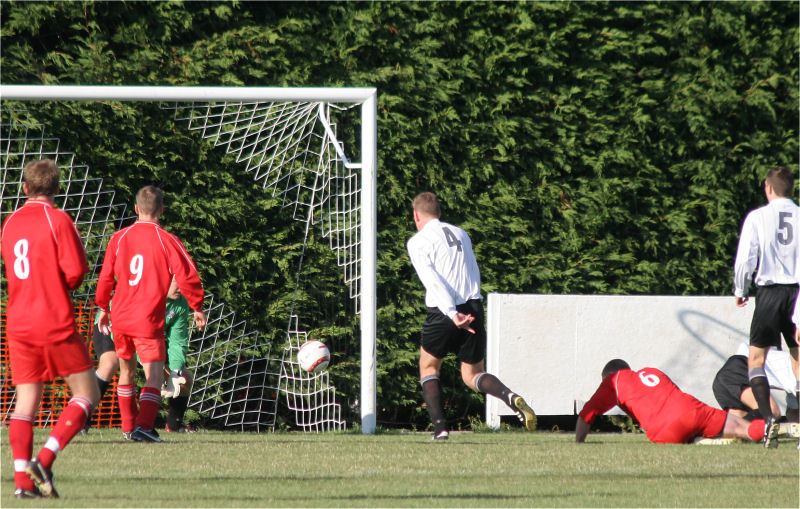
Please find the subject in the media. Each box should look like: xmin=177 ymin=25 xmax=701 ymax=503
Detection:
xmin=0 ymin=85 xmax=378 ymax=434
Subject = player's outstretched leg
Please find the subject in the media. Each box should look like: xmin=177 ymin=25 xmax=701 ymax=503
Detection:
xmin=473 ymin=372 xmax=536 ymax=431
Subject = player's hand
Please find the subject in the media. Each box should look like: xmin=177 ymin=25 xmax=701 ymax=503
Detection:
xmin=193 ymin=309 xmax=207 ymax=330
xmin=97 ymin=309 xmax=111 ymax=335
xmin=795 ymin=326 xmax=800 ymax=344
xmin=735 ymin=296 xmax=749 ymax=307
xmin=452 ymin=312 xmax=476 ymax=334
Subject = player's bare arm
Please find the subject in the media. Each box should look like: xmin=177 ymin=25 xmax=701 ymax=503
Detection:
xmin=575 ymin=416 xmax=591 ymax=442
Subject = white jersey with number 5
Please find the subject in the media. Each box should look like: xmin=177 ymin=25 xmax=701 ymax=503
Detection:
xmin=407 ymin=218 xmax=481 ymax=319
xmin=733 ymin=197 xmax=800 ymax=297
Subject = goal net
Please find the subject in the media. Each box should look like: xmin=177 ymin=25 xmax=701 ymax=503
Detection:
xmin=0 ymin=86 xmax=377 ymax=433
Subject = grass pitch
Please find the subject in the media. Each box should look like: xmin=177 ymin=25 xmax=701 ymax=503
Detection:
xmin=1 ymin=428 xmax=798 ymax=507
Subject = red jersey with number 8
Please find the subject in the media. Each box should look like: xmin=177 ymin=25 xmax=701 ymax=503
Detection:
xmin=579 ymin=367 xmax=723 ymax=443
xmin=95 ymin=220 xmax=203 ymax=338
xmin=1 ymin=199 xmax=89 ymax=345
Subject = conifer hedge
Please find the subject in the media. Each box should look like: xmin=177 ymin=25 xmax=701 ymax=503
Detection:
xmin=2 ymin=1 xmax=797 ymax=429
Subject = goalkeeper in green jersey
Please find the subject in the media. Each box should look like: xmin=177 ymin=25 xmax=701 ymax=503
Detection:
xmin=87 ymin=276 xmax=198 ymax=435
xmin=160 ymin=275 xmax=196 ymax=433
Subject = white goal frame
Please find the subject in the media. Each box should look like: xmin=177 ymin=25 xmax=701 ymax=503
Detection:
xmin=1 ymin=84 xmax=378 ymax=434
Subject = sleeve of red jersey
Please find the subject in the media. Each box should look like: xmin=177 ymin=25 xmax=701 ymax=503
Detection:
xmin=94 ymin=233 xmax=118 ymax=311
xmin=165 ymin=233 xmax=205 ymax=311
xmin=56 ymin=211 xmax=89 ymax=290
xmin=578 ymin=375 xmax=618 ymax=425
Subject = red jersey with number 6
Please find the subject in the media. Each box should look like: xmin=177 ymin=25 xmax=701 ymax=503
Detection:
xmin=1 ymin=199 xmax=89 ymax=345
xmin=95 ymin=220 xmax=203 ymax=338
xmin=579 ymin=367 xmax=715 ymax=442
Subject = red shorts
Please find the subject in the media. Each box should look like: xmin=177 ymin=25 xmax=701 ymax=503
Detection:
xmin=114 ymin=332 xmax=166 ymax=363
xmin=9 ymin=331 xmax=93 ymax=385
xmin=648 ymin=400 xmax=727 ymax=444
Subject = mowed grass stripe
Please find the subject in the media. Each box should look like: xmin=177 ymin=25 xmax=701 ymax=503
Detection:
xmin=1 ymin=429 xmax=797 ymax=507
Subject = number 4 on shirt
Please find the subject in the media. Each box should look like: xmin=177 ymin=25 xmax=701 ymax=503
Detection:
xmin=442 ymin=227 xmax=462 ymax=252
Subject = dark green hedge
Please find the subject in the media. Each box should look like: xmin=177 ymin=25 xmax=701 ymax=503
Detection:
xmin=2 ymin=1 xmax=797 ymax=429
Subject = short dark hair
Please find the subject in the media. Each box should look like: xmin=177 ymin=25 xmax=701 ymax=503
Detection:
xmin=765 ymin=166 xmax=794 ymax=198
xmin=601 ymin=359 xmax=630 ymax=379
xmin=412 ymin=192 xmax=441 ymax=218
xmin=23 ymin=159 xmax=60 ymax=196
xmin=136 ymin=185 xmax=164 ymax=216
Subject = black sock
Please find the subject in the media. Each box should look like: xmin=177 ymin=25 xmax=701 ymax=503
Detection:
xmin=749 ymin=375 xmax=773 ymax=421
xmin=97 ymin=375 xmax=112 ymax=400
xmin=167 ymin=396 xmax=189 ymax=429
xmin=85 ymin=374 xmax=112 ymax=428
xmin=421 ymin=376 xmax=447 ymax=433
xmin=744 ymin=408 xmax=762 ymax=421
xmin=475 ymin=373 xmax=515 ymax=408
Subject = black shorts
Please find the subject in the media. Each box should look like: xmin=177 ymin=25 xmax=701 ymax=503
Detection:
xmin=91 ymin=324 xmax=115 ymax=358
xmin=750 ymin=284 xmax=798 ymax=349
xmin=421 ymin=299 xmax=485 ymax=365
xmin=712 ymin=355 xmax=749 ymax=412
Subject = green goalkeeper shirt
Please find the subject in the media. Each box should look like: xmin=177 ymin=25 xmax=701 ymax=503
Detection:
xmin=165 ymin=294 xmax=190 ymax=372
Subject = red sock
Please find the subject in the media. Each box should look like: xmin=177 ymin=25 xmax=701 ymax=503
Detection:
xmin=37 ymin=396 xmax=93 ymax=468
xmin=9 ymin=413 xmax=35 ymax=490
xmin=134 ymin=387 xmax=161 ymax=430
xmin=117 ymin=384 xmax=138 ymax=433
xmin=748 ymin=419 xmax=766 ymax=441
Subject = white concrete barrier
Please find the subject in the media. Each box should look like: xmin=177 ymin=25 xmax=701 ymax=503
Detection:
xmin=486 ymin=293 xmax=754 ymax=428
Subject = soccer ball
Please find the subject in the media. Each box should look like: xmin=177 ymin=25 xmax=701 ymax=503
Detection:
xmin=297 ymin=340 xmax=331 ymax=373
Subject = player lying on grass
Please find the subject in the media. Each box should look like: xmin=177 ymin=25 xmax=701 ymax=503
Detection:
xmin=713 ymin=343 xmax=798 ymax=423
xmin=576 ymin=359 xmax=778 ymax=448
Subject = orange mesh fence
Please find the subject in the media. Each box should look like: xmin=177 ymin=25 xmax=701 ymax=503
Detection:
xmin=1 ymin=300 xmax=120 ymax=428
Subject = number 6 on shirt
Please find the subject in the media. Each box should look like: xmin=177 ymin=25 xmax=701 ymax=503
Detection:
xmin=129 ymin=254 xmax=144 ymax=286
xmin=639 ymin=370 xmax=661 ymax=387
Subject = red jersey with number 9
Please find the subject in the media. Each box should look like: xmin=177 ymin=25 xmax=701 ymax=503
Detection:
xmin=94 ymin=220 xmax=203 ymax=338
xmin=1 ymin=199 xmax=89 ymax=345
xmin=579 ymin=367 xmax=706 ymax=442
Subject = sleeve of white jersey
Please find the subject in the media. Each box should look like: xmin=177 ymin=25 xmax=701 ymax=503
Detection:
xmin=733 ymin=213 xmax=759 ymax=297
xmin=407 ymin=237 xmax=458 ymax=319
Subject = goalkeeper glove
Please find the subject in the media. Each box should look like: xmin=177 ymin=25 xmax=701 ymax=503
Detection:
xmin=161 ymin=370 xmax=186 ymax=398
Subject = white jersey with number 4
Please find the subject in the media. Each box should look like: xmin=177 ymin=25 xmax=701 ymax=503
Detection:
xmin=407 ymin=218 xmax=482 ymax=318
xmin=734 ymin=197 xmax=800 ymax=297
